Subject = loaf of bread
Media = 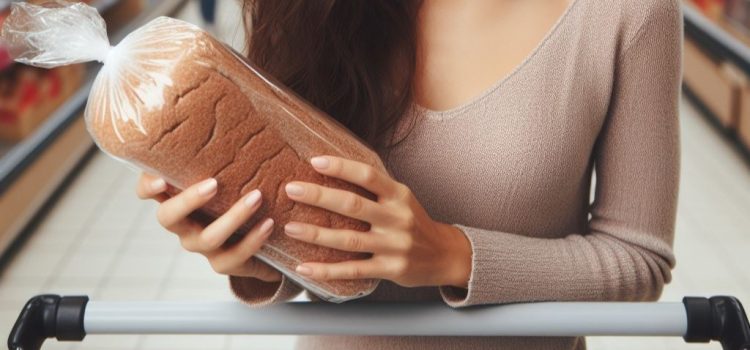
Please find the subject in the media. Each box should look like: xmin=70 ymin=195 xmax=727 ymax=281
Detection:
xmin=85 ymin=17 xmax=384 ymax=302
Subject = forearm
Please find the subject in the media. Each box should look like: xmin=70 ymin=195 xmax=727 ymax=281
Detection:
xmin=439 ymin=224 xmax=675 ymax=307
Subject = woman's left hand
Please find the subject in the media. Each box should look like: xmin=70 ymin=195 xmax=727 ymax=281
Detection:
xmin=283 ymin=155 xmax=472 ymax=289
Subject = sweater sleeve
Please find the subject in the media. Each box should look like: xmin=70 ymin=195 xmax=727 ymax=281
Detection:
xmin=229 ymin=274 xmax=303 ymax=306
xmin=440 ymin=1 xmax=682 ymax=307
xmin=228 ymin=258 xmax=303 ymax=306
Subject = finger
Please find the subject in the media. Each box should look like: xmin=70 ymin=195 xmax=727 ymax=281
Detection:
xmin=153 ymin=192 xmax=171 ymax=203
xmin=285 ymin=181 xmax=395 ymax=224
xmin=156 ymin=178 xmax=218 ymax=230
xmin=309 ymin=156 xmax=400 ymax=198
xmin=207 ymin=218 xmax=274 ymax=275
xmin=296 ymin=259 xmax=381 ymax=281
xmin=190 ymin=189 xmax=263 ymax=253
xmin=136 ymin=173 xmax=167 ymax=199
xmin=155 ymin=183 xmax=183 ymax=203
xmin=284 ymin=222 xmax=384 ymax=253
xmin=168 ymin=218 xmax=204 ymax=239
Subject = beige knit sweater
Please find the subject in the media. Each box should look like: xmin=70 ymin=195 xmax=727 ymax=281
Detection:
xmin=228 ymin=0 xmax=683 ymax=348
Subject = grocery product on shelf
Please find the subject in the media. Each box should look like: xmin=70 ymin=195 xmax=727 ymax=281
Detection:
xmin=691 ymin=0 xmax=727 ymax=20
xmin=0 ymin=40 xmax=12 ymax=71
xmin=0 ymin=0 xmax=145 ymax=143
xmin=0 ymin=64 xmax=84 ymax=142
xmin=0 ymin=5 xmax=84 ymax=142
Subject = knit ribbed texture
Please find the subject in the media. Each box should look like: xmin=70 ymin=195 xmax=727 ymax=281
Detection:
xmin=229 ymin=275 xmax=301 ymax=306
xmin=229 ymin=0 xmax=683 ymax=348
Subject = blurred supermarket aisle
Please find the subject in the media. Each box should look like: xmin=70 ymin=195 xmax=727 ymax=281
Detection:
xmin=1 ymin=1 xmax=750 ymax=350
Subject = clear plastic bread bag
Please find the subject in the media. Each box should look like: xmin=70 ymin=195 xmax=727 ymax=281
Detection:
xmin=1 ymin=1 xmax=385 ymax=303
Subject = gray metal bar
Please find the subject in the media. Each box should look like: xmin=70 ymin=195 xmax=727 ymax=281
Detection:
xmin=84 ymin=301 xmax=687 ymax=337
xmin=683 ymin=4 xmax=750 ymax=75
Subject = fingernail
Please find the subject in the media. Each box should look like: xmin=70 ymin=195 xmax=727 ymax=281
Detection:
xmin=150 ymin=178 xmax=166 ymax=192
xmin=284 ymin=222 xmax=303 ymax=236
xmin=310 ymin=156 xmax=329 ymax=169
xmin=296 ymin=265 xmax=313 ymax=276
xmin=244 ymin=190 xmax=261 ymax=207
xmin=259 ymin=218 xmax=274 ymax=235
xmin=285 ymin=183 xmax=305 ymax=196
xmin=197 ymin=178 xmax=217 ymax=196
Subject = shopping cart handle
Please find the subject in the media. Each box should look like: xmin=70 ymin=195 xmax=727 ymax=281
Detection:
xmin=683 ymin=296 xmax=750 ymax=350
xmin=7 ymin=294 xmax=87 ymax=350
xmin=7 ymin=295 xmax=750 ymax=350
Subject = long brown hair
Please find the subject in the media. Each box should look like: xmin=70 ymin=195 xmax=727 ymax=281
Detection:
xmin=242 ymin=0 xmax=421 ymax=153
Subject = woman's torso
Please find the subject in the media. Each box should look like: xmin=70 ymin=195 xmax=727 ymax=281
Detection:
xmin=298 ymin=0 xmax=664 ymax=348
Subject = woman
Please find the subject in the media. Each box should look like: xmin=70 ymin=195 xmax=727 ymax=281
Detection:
xmin=136 ymin=0 xmax=682 ymax=349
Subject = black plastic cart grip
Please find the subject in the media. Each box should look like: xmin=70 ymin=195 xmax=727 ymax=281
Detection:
xmin=683 ymin=296 xmax=750 ymax=350
xmin=7 ymin=295 xmax=88 ymax=350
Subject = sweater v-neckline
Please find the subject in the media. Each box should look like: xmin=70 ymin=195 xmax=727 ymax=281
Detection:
xmin=415 ymin=0 xmax=582 ymax=120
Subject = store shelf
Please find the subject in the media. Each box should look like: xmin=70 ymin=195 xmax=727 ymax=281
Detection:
xmin=0 ymin=72 xmax=95 ymax=194
xmin=683 ymin=4 xmax=750 ymax=76
xmin=0 ymin=0 xmax=188 ymax=194
xmin=0 ymin=0 xmax=188 ymax=257
xmin=682 ymin=3 xmax=750 ymax=164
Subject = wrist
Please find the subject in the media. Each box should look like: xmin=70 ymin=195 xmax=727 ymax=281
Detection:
xmin=438 ymin=222 xmax=472 ymax=288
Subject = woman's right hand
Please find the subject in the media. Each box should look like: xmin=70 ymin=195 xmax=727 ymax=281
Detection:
xmin=135 ymin=173 xmax=282 ymax=283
